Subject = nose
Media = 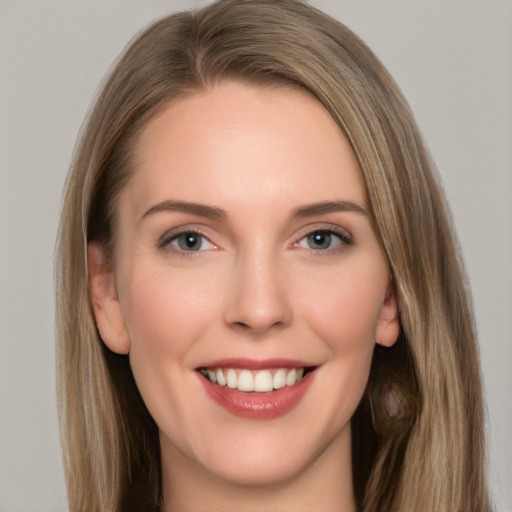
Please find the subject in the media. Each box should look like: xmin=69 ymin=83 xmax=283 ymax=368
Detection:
xmin=224 ymin=250 xmax=293 ymax=335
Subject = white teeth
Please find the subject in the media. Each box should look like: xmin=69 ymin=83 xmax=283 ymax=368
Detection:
xmin=226 ymin=369 xmax=238 ymax=389
xmin=254 ymin=370 xmax=273 ymax=392
xmin=203 ymin=367 xmax=308 ymax=393
xmin=273 ymin=369 xmax=287 ymax=389
xmin=216 ymin=369 xmax=226 ymax=386
xmin=286 ymin=368 xmax=297 ymax=386
xmin=238 ymin=370 xmax=254 ymax=392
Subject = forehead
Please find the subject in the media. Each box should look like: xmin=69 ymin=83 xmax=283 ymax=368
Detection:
xmin=123 ymin=80 xmax=366 ymax=219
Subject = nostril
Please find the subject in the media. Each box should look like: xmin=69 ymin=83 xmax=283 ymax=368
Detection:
xmin=230 ymin=318 xmax=286 ymax=336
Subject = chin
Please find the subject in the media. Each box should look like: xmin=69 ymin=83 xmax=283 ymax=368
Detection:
xmin=202 ymin=449 xmax=312 ymax=487
xmin=188 ymin=419 xmax=348 ymax=488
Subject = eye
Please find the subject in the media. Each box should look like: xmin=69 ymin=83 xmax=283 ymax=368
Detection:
xmin=297 ymin=229 xmax=350 ymax=250
xmin=160 ymin=231 xmax=215 ymax=253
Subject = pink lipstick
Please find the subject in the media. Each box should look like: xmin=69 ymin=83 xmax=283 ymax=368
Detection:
xmin=196 ymin=359 xmax=316 ymax=420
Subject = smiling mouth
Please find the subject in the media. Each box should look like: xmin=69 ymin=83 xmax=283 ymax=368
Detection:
xmin=197 ymin=367 xmax=316 ymax=393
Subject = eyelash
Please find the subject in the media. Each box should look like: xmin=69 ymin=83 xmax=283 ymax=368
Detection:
xmin=157 ymin=227 xmax=353 ymax=257
xmin=294 ymin=228 xmax=353 ymax=252
xmin=157 ymin=229 xmax=215 ymax=257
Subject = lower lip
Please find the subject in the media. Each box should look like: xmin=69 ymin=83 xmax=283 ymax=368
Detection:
xmin=199 ymin=371 xmax=315 ymax=420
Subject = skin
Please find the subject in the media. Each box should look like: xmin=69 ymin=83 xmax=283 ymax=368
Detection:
xmin=88 ymin=81 xmax=399 ymax=512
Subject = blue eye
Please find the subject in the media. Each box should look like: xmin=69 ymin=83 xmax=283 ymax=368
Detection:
xmin=167 ymin=231 xmax=214 ymax=252
xmin=298 ymin=230 xmax=350 ymax=250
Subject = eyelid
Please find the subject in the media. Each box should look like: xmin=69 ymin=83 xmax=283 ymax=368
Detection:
xmin=156 ymin=223 xmax=352 ymax=253
xmin=156 ymin=226 xmax=217 ymax=252
xmin=291 ymin=223 xmax=353 ymax=249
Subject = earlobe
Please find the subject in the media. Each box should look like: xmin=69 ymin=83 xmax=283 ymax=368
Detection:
xmin=375 ymin=284 xmax=400 ymax=348
xmin=88 ymin=241 xmax=131 ymax=354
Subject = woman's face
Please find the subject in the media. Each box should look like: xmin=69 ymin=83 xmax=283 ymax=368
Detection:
xmin=89 ymin=81 xmax=398 ymax=488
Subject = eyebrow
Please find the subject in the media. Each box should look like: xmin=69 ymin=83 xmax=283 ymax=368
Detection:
xmin=141 ymin=199 xmax=367 ymax=222
xmin=141 ymin=200 xmax=227 ymax=221
xmin=292 ymin=200 xmax=367 ymax=218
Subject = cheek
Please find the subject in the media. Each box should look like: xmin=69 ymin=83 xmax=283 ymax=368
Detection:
xmin=296 ymin=261 xmax=386 ymax=352
xmin=115 ymin=257 xmax=228 ymax=443
xmin=116 ymin=258 xmax=223 ymax=400
xmin=119 ymin=258 xmax=218 ymax=351
xmin=291 ymin=261 xmax=386 ymax=437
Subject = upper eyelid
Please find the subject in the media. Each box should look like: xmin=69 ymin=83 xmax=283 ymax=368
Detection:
xmin=293 ymin=223 xmax=352 ymax=241
xmin=298 ymin=230 xmax=351 ymax=247
xmin=155 ymin=222 xmax=353 ymax=249
xmin=156 ymin=226 xmax=214 ymax=249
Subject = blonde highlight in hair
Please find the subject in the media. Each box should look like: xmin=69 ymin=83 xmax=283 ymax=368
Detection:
xmin=56 ymin=1 xmax=492 ymax=510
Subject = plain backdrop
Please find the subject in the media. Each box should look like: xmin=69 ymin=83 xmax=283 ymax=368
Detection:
xmin=0 ymin=1 xmax=510 ymax=511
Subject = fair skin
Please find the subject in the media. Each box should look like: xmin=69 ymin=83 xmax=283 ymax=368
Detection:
xmin=89 ymin=81 xmax=399 ymax=512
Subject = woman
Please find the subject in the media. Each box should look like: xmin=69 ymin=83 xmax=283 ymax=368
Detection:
xmin=55 ymin=0 xmax=492 ymax=510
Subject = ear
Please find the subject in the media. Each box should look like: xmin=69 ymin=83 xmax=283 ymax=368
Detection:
xmin=87 ymin=241 xmax=131 ymax=354
xmin=375 ymin=282 xmax=400 ymax=348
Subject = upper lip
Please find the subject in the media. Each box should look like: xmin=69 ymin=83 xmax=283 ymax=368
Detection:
xmin=196 ymin=358 xmax=317 ymax=370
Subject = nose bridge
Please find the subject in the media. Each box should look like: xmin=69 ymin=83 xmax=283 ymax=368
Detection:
xmin=224 ymin=241 xmax=292 ymax=334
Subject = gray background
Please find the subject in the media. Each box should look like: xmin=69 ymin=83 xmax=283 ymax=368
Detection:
xmin=0 ymin=1 xmax=510 ymax=510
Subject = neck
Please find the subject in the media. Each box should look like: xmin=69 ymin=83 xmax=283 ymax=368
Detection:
xmin=160 ymin=426 xmax=357 ymax=512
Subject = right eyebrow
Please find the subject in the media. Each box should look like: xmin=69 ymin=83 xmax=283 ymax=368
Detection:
xmin=292 ymin=200 xmax=368 ymax=218
xmin=141 ymin=200 xmax=227 ymax=222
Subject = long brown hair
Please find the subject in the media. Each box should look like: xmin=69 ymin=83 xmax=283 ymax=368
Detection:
xmin=55 ymin=1 xmax=492 ymax=510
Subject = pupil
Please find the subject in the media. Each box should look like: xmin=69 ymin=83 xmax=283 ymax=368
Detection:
xmin=308 ymin=231 xmax=331 ymax=249
xmin=179 ymin=233 xmax=201 ymax=251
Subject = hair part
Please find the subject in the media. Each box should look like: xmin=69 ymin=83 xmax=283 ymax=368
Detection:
xmin=56 ymin=1 xmax=491 ymax=511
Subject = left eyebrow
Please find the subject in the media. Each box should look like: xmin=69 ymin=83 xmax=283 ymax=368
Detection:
xmin=141 ymin=200 xmax=227 ymax=222
xmin=292 ymin=200 xmax=368 ymax=218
